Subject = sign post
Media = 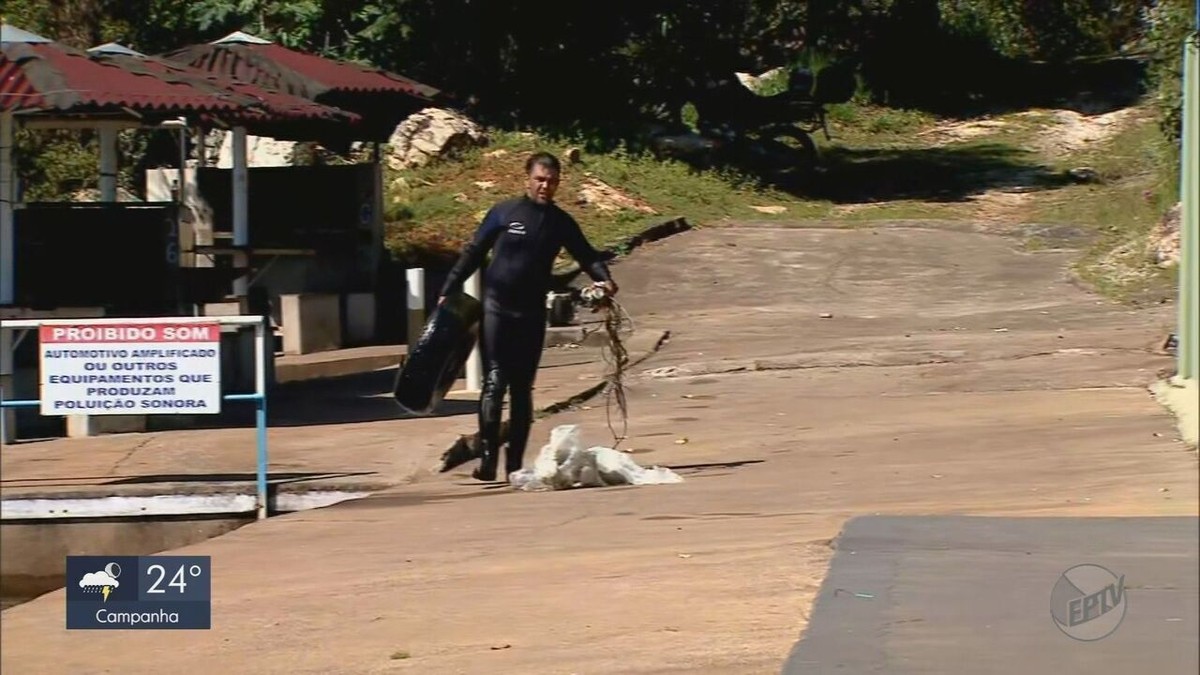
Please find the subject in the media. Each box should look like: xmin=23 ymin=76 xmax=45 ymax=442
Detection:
xmin=1 ymin=316 xmax=272 ymax=520
xmin=38 ymin=323 xmax=222 ymax=417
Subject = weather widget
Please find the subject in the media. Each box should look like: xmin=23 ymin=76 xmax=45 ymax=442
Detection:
xmin=65 ymin=555 xmax=211 ymax=629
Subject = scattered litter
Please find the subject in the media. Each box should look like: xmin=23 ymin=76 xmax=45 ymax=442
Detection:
xmin=646 ymin=366 xmax=681 ymax=378
xmin=930 ymin=474 xmax=944 ymax=479
xmin=509 ymin=424 xmax=684 ymax=491
xmin=674 ymin=437 xmax=689 ymax=445
xmin=1159 ymin=487 xmax=1170 ymax=493
xmin=678 ymin=554 xmax=692 ymax=559
xmin=750 ymin=205 xmax=788 ymax=214
xmin=993 ymin=328 xmax=1009 ymax=332
xmin=484 ymin=149 xmax=509 ymax=158
xmin=819 ymin=312 xmax=834 ymax=319
xmin=474 ymin=180 xmax=496 ymax=189
xmin=490 ymin=644 xmax=512 ymax=651
xmin=834 ymin=588 xmax=874 ymax=599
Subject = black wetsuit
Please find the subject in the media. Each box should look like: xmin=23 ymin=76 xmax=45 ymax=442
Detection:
xmin=440 ymin=195 xmax=612 ymax=478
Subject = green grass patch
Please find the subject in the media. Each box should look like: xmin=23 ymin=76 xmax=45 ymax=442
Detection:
xmin=1024 ymin=108 xmax=1179 ymax=301
xmin=823 ymin=103 xmax=940 ymax=146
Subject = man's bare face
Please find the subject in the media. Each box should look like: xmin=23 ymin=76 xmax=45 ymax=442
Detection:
xmin=526 ymin=164 xmax=560 ymax=204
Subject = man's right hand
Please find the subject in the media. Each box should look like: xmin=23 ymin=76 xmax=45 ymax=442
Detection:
xmin=437 ymin=295 xmax=446 ymax=306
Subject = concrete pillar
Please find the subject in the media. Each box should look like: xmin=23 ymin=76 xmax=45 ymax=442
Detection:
xmin=464 ymin=271 xmax=482 ymax=393
xmin=72 ymin=124 xmax=120 ymax=435
xmin=406 ymin=268 xmax=425 ymax=349
xmin=232 ymin=126 xmax=249 ymax=297
xmin=1177 ymin=38 xmax=1198 ymax=382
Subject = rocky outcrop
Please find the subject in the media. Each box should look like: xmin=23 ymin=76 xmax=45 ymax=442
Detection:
xmin=575 ymin=177 xmax=657 ymax=214
xmin=386 ymin=108 xmax=488 ymax=170
xmin=1150 ymin=202 xmax=1182 ymax=268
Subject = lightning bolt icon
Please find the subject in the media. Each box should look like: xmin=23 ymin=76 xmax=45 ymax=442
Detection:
xmin=101 ymin=586 xmax=111 ymax=602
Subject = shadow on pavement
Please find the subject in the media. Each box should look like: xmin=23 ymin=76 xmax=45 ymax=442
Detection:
xmin=146 ymin=368 xmax=479 ymax=432
xmin=782 ymin=143 xmax=1075 ymax=204
xmin=666 ymin=459 xmax=765 ymax=473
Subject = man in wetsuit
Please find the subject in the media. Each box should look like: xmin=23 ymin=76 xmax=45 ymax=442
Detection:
xmin=438 ymin=151 xmax=618 ymax=481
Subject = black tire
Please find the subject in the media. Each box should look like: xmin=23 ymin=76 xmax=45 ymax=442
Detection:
xmin=392 ymin=291 xmax=483 ymax=414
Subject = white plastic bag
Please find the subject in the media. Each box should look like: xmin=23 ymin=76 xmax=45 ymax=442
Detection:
xmin=508 ymin=424 xmax=684 ymax=491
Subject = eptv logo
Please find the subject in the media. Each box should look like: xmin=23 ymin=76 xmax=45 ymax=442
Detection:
xmin=1050 ymin=564 xmax=1127 ymax=641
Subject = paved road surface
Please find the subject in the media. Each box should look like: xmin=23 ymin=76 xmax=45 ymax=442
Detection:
xmin=1 ymin=222 xmax=1195 ymax=674
xmin=782 ymin=515 xmax=1198 ymax=674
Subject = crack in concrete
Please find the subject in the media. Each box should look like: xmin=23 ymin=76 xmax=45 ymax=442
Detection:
xmin=642 ymin=346 xmax=1161 ymax=379
xmin=107 ymin=437 xmax=155 ymax=476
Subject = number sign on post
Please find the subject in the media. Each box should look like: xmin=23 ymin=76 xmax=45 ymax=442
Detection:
xmin=38 ymin=322 xmax=222 ymax=416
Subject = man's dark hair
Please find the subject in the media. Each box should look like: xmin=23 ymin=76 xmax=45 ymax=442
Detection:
xmin=525 ymin=151 xmax=561 ymax=175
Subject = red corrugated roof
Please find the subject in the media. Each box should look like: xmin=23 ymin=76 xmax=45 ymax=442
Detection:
xmin=1 ymin=42 xmax=259 ymax=114
xmin=161 ymin=38 xmax=440 ymax=102
xmin=89 ymin=49 xmax=362 ymax=126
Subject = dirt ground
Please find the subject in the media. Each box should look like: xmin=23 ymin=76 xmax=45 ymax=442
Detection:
xmin=1 ymin=223 xmax=1196 ymax=674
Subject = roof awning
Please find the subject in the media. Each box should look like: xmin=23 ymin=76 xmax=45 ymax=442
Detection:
xmin=2 ymin=25 xmax=259 ymax=119
xmin=85 ymin=42 xmax=363 ymax=140
xmin=160 ymin=32 xmax=443 ymax=140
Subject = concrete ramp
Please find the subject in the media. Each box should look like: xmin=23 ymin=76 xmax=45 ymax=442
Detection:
xmin=783 ymin=516 xmax=1198 ymax=675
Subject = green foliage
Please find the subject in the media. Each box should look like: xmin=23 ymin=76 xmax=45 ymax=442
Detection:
xmin=825 ymin=103 xmax=937 ymax=138
xmin=937 ymin=0 xmax=1146 ymax=61
xmin=1141 ymin=0 xmax=1196 ymax=148
xmin=14 ymin=130 xmax=99 ymax=201
xmin=4 ymin=0 xmax=1194 ymax=216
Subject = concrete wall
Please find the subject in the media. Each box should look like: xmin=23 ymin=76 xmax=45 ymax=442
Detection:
xmin=0 ymin=515 xmax=251 ymax=609
xmin=280 ymin=294 xmax=341 ymax=355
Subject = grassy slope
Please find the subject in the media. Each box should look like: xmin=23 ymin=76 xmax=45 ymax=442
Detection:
xmin=383 ymin=99 xmax=1179 ymax=302
xmin=383 ymin=132 xmax=823 ymax=268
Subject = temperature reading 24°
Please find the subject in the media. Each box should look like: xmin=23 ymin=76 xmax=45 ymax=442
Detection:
xmin=147 ymin=563 xmax=204 ymax=594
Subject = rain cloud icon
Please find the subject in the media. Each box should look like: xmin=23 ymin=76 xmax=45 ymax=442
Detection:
xmin=79 ymin=562 xmax=121 ymax=601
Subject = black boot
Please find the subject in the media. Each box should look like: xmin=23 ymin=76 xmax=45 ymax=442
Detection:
xmin=504 ymin=445 xmax=525 ymax=480
xmin=505 ymin=383 xmax=534 ymax=480
xmin=472 ymin=438 xmax=498 ymax=482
